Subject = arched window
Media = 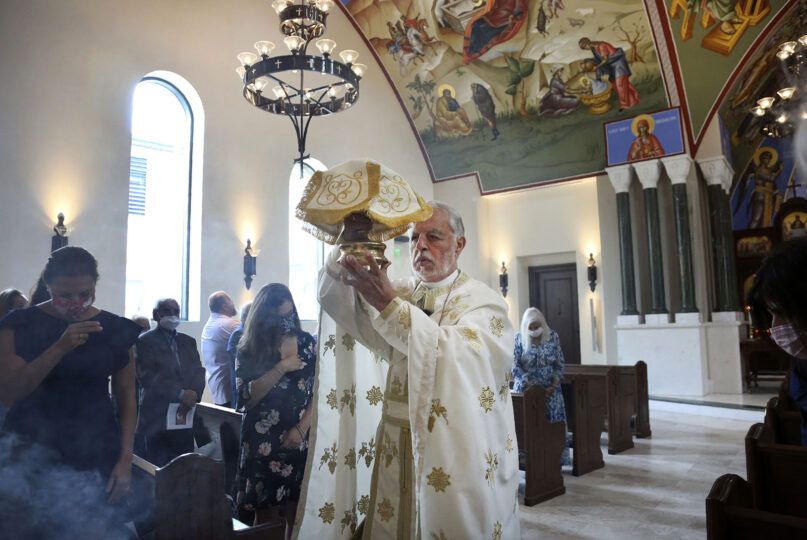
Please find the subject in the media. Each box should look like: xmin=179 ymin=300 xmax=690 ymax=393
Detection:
xmin=125 ymin=74 xmax=203 ymax=320
xmin=289 ymin=158 xmax=326 ymax=321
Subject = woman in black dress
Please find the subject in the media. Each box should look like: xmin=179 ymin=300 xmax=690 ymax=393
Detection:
xmin=235 ymin=283 xmax=316 ymax=538
xmin=0 ymin=246 xmax=140 ymax=535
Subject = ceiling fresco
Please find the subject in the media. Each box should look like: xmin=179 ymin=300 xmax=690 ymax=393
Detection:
xmin=720 ymin=2 xmax=807 ymax=231
xmin=338 ymin=0 xmax=801 ymax=192
xmin=343 ymin=0 xmax=668 ymax=192
xmin=654 ymin=0 xmax=792 ymax=146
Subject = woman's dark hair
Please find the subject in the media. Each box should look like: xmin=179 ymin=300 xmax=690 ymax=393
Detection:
xmin=0 ymin=289 xmax=25 ymax=319
xmin=42 ymin=246 xmax=99 ymax=284
xmin=237 ymin=283 xmax=300 ymax=365
xmin=28 ymin=272 xmax=50 ymax=305
xmin=748 ymin=237 xmax=807 ymax=330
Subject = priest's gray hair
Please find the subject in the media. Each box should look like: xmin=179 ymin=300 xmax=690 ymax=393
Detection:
xmin=520 ymin=307 xmax=551 ymax=350
xmin=427 ymin=201 xmax=465 ymax=238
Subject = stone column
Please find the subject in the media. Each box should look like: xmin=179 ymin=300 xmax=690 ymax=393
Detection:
xmin=605 ymin=164 xmax=639 ymax=319
xmin=698 ymin=156 xmax=741 ymax=313
xmin=634 ymin=159 xmax=668 ymax=320
xmin=661 ymin=155 xmax=698 ymax=316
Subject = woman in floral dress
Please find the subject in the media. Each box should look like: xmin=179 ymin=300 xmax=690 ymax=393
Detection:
xmin=513 ymin=307 xmax=570 ymax=465
xmin=235 ymin=283 xmax=316 ymax=537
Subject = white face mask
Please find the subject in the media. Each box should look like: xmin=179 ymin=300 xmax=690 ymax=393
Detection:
xmin=528 ymin=327 xmax=544 ymax=338
xmin=159 ymin=316 xmax=180 ymax=331
xmin=771 ymin=323 xmax=807 ymax=359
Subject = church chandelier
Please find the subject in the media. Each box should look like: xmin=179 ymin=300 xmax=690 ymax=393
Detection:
xmin=751 ymin=35 xmax=807 ymax=139
xmin=236 ymin=0 xmax=366 ymax=172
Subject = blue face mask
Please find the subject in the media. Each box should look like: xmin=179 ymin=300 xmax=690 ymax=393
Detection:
xmin=280 ymin=311 xmax=297 ymax=333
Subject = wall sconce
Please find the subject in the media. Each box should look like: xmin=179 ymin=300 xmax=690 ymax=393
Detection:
xmin=587 ymin=253 xmax=597 ymax=292
xmin=51 ymin=213 xmax=68 ymax=252
xmin=243 ymin=239 xmax=257 ymax=290
xmin=499 ymin=261 xmax=508 ymax=297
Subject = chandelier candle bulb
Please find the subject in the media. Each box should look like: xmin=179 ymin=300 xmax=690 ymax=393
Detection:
xmin=235 ymin=66 xmax=246 ymax=79
xmin=253 ymin=78 xmax=268 ymax=93
xmin=351 ymin=63 xmax=366 ymax=78
xmin=272 ymin=0 xmax=292 ymax=14
xmin=776 ymin=113 xmax=788 ymax=123
xmin=272 ymin=86 xmax=285 ymax=99
xmin=757 ymin=97 xmax=775 ymax=109
xmin=339 ymin=49 xmax=359 ymax=64
xmin=254 ymin=40 xmax=275 ymax=57
xmin=315 ymin=38 xmax=336 ymax=56
xmin=284 ymin=35 xmax=305 ymax=53
xmin=777 ymin=87 xmax=796 ymax=100
xmin=782 ymin=41 xmax=798 ymax=54
xmin=800 ymin=34 xmax=807 ymax=47
xmin=237 ymin=51 xmax=258 ymax=67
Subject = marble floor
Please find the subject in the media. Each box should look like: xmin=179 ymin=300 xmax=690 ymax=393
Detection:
xmin=518 ymin=406 xmax=760 ymax=539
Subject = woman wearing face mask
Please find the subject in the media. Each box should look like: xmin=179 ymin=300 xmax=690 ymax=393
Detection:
xmin=234 ymin=283 xmax=316 ymax=538
xmin=513 ymin=307 xmax=570 ymax=464
xmin=749 ymin=237 xmax=807 ymax=446
xmin=0 ymin=247 xmax=141 ymax=527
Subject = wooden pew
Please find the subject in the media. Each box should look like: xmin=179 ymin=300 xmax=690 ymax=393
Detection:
xmin=706 ymin=473 xmax=807 ymax=539
xmin=195 ymin=403 xmax=244 ymax=497
xmin=565 ymin=365 xmax=634 ymax=454
xmin=745 ymin=423 xmax=807 ymax=518
xmin=512 ymin=385 xmax=566 ymax=505
xmin=764 ymin=396 xmax=802 ymax=446
xmin=561 ymin=374 xmax=606 ymax=476
xmin=566 ymin=360 xmax=651 ymax=441
xmin=134 ymin=453 xmax=284 ymax=540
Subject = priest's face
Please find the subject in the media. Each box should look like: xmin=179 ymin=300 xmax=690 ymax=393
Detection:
xmin=410 ymin=208 xmax=466 ymax=282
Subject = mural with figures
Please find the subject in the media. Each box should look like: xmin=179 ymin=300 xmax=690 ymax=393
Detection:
xmin=719 ymin=2 xmax=807 ymax=230
xmin=730 ymin=138 xmax=807 ymax=230
xmin=342 ymin=0 xmax=668 ymax=192
xmin=658 ymin=0 xmax=793 ymax=144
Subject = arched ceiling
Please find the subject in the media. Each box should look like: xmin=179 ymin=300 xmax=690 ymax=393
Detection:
xmin=337 ymin=0 xmax=800 ymax=193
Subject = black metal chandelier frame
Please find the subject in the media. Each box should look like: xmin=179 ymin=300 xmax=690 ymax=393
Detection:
xmin=239 ymin=2 xmax=362 ymax=171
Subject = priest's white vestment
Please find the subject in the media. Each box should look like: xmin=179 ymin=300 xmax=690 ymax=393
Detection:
xmin=295 ymin=250 xmax=520 ymax=539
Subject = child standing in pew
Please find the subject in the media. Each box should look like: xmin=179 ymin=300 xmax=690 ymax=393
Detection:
xmin=513 ymin=307 xmax=571 ymax=465
xmin=750 ymin=238 xmax=807 ymax=446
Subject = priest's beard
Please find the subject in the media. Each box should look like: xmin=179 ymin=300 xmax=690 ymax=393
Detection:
xmin=413 ymin=253 xmax=458 ymax=283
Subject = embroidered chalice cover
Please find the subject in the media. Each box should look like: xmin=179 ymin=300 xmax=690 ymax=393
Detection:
xmin=295 ymin=159 xmax=433 ymax=244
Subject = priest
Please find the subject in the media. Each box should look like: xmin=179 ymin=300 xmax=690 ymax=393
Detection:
xmin=298 ymin=201 xmax=519 ymax=539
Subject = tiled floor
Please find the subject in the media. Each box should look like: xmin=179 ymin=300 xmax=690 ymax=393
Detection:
xmin=518 ymin=407 xmax=757 ymax=539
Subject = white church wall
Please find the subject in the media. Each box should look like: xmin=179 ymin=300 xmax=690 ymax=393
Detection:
xmin=479 ymin=177 xmax=619 ymax=365
xmin=0 ymin=0 xmax=433 ymax=349
xmin=432 ymin=174 xmax=486 ymax=281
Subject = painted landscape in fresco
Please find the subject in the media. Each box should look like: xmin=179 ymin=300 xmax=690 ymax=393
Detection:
xmin=344 ymin=0 xmax=668 ymax=191
xmin=660 ymin=0 xmax=790 ymax=142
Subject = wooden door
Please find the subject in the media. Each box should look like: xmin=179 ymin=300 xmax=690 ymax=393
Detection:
xmin=528 ymin=264 xmax=580 ymax=364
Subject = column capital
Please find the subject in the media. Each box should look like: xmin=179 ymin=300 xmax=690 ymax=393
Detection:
xmin=697 ymin=155 xmax=734 ymax=193
xmin=661 ymin=155 xmax=694 ymax=185
xmin=606 ymin=164 xmax=634 ymax=193
xmin=634 ymin=159 xmax=662 ymax=190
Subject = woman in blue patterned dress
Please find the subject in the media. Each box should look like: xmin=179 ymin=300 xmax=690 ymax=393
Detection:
xmin=234 ymin=284 xmax=316 ymax=538
xmin=513 ymin=307 xmax=570 ymax=465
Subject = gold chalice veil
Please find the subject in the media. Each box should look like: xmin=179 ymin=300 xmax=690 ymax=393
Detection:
xmin=295 ymin=159 xmax=433 ymax=267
